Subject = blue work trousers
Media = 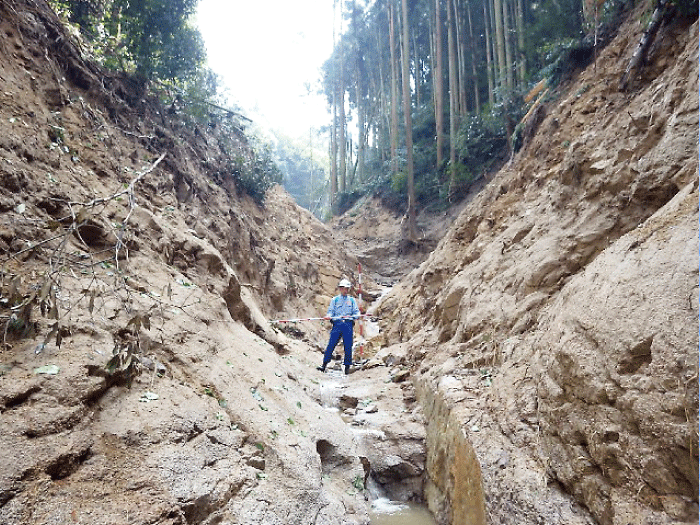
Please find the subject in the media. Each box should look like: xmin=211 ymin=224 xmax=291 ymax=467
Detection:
xmin=323 ymin=321 xmax=353 ymax=366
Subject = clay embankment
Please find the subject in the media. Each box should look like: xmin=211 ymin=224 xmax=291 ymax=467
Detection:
xmin=370 ymin=3 xmax=698 ymax=524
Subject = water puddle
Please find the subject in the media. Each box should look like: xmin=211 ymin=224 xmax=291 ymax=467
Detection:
xmin=369 ymin=498 xmax=437 ymax=525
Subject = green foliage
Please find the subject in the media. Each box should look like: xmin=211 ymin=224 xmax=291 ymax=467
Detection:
xmin=48 ymin=0 xmax=207 ymax=83
xmin=536 ymin=38 xmax=595 ymax=85
xmin=412 ymin=142 xmax=442 ymax=204
xmin=111 ymin=0 xmax=202 ymax=80
xmin=524 ymin=0 xmax=585 ymax=73
xmin=512 ymin=120 xmax=525 ymax=153
xmin=671 ymin=0 xmax=699 ymax=17
xmin=181 ymin=68 xmax=222 ymax=118
xmin=271 ymin=132 xmax=329 ymax=215
xmin=352 ymin=475 xmax=365 ymax=492
xmin=391 ymin=169 xmax=407 ymax=194
xmin=446 ymin=161 xmax=473 ymax=200
xmin=179 ymin=108 xmax=284 ymax=205
xmin=411 ymin=105 xmax=445 ymax=206
xmin=333 ymin=191 xmax=363 ymax=215
xmin=231 ymin=145 xmax=283 ymax=205
xmin=454 ymin=113 xmax=507 ymax=175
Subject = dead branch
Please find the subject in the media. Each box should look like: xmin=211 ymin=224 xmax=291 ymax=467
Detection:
xmin=75 ymin=152 xmax=166 ymax=209
xmin=6 ymin=232 xmax=68 ymax=260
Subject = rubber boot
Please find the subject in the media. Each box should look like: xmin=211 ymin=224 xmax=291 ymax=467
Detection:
xmin=317 ymin=363 xmax=327 ymax=372
xmin=344 ymin=365 xmax=350 ymax=375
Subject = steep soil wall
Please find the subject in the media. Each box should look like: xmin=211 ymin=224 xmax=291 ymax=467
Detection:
xmin=0 ymin=2 xmax=383 ymax=524
xmin=377 ymin=3 xmax=698 ymax=524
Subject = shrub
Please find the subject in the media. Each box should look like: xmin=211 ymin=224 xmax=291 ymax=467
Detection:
xmin=455 ymin=113 xmax=507 ymax=174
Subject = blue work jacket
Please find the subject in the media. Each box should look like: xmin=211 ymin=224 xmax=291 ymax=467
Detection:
xmin=327 ymin=294 xmax=360 ymax=321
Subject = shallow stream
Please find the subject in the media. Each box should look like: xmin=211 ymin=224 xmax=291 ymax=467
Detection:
xmin=322 ymin=287 xmax=438 ymax=525
xmin=369 ymin=498 xmax=437 ymax=525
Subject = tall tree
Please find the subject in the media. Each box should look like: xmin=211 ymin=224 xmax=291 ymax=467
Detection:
xmin=374 ymin=22 xmax=390 ymax=163
xmin=389 ymin=0 xmax=400 ymax=178
xmin=355 ymin=66 xmax=366 ymax=185
xmin=412 ymin=33 xmax=421 ymax=107
xmin=401 ymin=0 xmax=419 ymax=242
xmin=330 ymin=0 xmax=339 ymax=206
xmin=453 ymin=0 xmax=467 ymax=116
xmin=515 ymin=0 xmax=526 ymax=84
xmin=320 ymin=0 xmax=590 ymax=212
xmin=64 ymin=0 xmax=206 ymax=82
xmin=447 ymin=0 xmax=458 ymax=168
xmin=502 ymin=0 xmax=514 ymax=91
xmin=466 ymin=0 xmax=480 ymax=111
xmin=434 ymin=0 xmax=445 ymax=168
xmin=493 ymin=0 xmax=507 ymax=95
xmin=339 ymin=35 xmax=347 ymax=194
xmin=330 ymin=95 xmax=338 ymax=202
xmin=484 ymin=0 xmax=495 ymax=107
xmin=351 ymin=0 xmax=366 ymax=186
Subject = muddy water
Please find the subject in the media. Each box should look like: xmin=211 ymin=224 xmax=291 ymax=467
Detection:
xmin=369 ymin=498 xmax=437 ymax=525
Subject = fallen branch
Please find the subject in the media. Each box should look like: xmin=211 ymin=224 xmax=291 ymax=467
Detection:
xmin=619 ymin=0 xmax=670 ymax=91
xmin=519 ymin=88 xmax=550 ymax=127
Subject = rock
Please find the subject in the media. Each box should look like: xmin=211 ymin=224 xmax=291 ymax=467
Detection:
xmin=140 ymin=356 xmax=167 ymax=375
xmin=363 ymin=357 xmax=384 ymax=369
xmin=496 ymin=450 xmax=509 ymax=469
xmin=391 ymin=370 xmax=410 ymax=383
xmin=246 ymin=456 xmax=265 ymax=470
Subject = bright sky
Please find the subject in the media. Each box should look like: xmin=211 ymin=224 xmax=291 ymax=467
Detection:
xmin=196 ymin=0 xmax=335 ymax=138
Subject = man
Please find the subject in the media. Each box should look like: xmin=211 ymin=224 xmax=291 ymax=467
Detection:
xmin=317 ymin=278 xmax=360 ymax=375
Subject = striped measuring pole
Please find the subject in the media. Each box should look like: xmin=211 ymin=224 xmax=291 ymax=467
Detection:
xmin=356 ymin=263 xmax=364 ymax=360
xmin=269 ymin=314 xmax=371 ymax=324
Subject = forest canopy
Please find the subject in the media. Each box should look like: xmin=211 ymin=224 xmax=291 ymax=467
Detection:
xmin=51 ymin=0 xmax=206 ymax=81
xmin=47 ymin=0 xmax=698 ymax=217
xmin=322 ymin=0 xmax=600 ymax=217
xmin=320 ymin=0 xmax=696 ymax=224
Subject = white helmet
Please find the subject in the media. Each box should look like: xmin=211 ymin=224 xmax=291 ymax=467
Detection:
xmin=338 ymin=279 xmax=352 ymax=289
